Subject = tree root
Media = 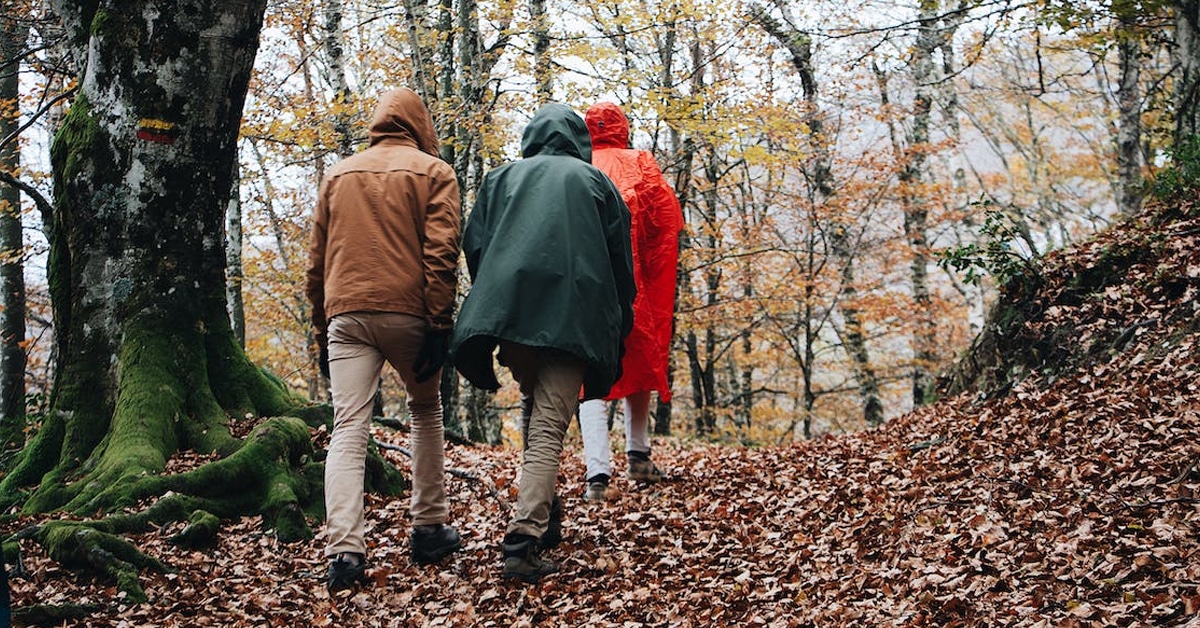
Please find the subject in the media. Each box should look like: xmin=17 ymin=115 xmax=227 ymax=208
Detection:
xmin=4 ymin=412 xmax=416 ymax=607
xmin=12 ymin=521 xmax=169 ymax=603
xmin=171 ymin=509 xmax=220 ymax=548
xmin=12 ymin=603 xmax=102 ymax=627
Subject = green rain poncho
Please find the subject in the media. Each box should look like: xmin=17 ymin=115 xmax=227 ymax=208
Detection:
xmin=450 ymin=104 xmax=636 ymax=399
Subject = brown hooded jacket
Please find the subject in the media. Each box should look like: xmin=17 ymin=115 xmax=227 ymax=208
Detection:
xmin=305 ymin=88 xmax=461 ymax=342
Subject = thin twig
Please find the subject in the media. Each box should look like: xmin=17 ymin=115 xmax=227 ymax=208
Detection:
xmin=906 ymin=437 xmax=947 ymax=452
xmin=1169 ymin=457 xmax=1198 ymax=485
xmin=0 ymin=86 xmax=76 ymax=151
xmin=372 ymin=439 xmax=503 ymax=503
xmin=373 ymin=415 xmax=474 ymax=447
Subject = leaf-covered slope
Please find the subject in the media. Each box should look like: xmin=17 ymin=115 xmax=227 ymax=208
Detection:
xmin=942 ymin=197 xmax=1200 ymax=400
xmin=7 ymin=199 xmax=1199 ymax=626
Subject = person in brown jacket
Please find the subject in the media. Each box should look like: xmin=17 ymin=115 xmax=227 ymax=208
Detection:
xmin=305 ymin=87 xmax=463 ymax=593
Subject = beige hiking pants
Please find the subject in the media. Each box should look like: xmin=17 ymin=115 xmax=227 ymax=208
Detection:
xmin=498 ymin=342 xmax=585 ymax=539
xmin=324 ymin=312 xmax=447 ymax=558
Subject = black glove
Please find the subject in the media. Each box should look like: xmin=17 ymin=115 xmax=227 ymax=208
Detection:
xmin=412 ymin=329 xmax=451 ymax=383
xmin=319 ymin=344 xmax=330 ymax=379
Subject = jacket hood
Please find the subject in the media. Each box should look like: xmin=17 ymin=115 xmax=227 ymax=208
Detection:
xmin=368 ymin=87 xmax=440 ymax=157
xmin=584 ymin=101 xmax=630 ymax=150
xmin=520 ymin=103 xmax=592 ymax=162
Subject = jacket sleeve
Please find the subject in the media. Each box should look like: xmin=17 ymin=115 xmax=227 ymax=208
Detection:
xmin=423 ymin=164 xmax=463 ymax=331
xmin=305 ymin=177 xmax=332 ymax=345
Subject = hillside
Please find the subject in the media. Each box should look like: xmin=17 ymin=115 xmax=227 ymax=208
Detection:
xmin=6 ymin=197 xmax=1199 ymax=626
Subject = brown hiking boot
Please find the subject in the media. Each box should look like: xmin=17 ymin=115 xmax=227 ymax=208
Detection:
xmin=626 ymin=455 xmax=664 ymax=484
xmin=502 ymin=534 xmax=558 ymax=583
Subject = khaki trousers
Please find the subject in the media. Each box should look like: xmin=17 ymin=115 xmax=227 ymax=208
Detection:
xmin=324 ymin=312 xmax=447 ymax=558
xmin=499 ymin=342 xmax=585 ymax=539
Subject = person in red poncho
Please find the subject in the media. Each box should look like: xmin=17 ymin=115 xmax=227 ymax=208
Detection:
xmin=578 ymin=101 xmax=684 ymax=500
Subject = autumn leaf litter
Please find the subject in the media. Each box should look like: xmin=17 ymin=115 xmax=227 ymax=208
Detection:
xmin=6 ymin=200 xmax=1200 ymax=626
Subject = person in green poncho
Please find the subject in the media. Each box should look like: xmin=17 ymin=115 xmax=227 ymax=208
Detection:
xmin=451 ymin=103 xmax=635 ymax=583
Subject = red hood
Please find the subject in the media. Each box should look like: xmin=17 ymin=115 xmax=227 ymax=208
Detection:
xmin=585 ymin=101 xmax=630 ymax=150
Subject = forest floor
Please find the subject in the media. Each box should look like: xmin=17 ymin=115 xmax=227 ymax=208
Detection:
xmin=7 ymin=203 xmax=1200 ymax=626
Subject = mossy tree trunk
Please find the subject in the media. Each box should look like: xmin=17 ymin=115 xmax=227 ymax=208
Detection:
xmin=0 ymin=0 xmax=355 ymax=539
xmin=0 ymin=0 xmax=285 ymax=513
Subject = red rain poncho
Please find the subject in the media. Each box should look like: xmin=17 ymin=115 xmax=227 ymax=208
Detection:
xmin=585 ymin=102 xmax=684 ymax=402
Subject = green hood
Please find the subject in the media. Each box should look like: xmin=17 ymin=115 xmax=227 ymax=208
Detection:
xmin=520 ymin=103 xmax=593 ymax=163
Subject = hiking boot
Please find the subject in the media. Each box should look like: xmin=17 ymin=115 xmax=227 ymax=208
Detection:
xmin=411 ymin=523 xmax=463 ymax=565
xmin=539 ymin=495 xmax=563 ymax=549
xmin=502 ymin=534 xmax=558 ymax=583
xmin=583 ymin=474 xmax=610 ymax=502
xmin=626 ymin=454 xmax=664 ymax=484
xmin=326 ymin=553 xmax=368 ymax=593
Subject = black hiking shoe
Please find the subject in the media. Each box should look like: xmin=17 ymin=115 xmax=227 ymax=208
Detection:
xmin=502 ymin=534 xmax=558 ymax=584
xmin=411 ymin=524 xmax=463 ymax=565
xmin=326 ymin=553 xmax=368 ymax=593
xmin=539 ymin=495 xmax=563 ymax=549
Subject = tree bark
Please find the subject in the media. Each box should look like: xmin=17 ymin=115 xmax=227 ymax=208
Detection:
xmin=652 ymin=7 xmax=682 ymax=438
xmin=0 ymin=7 xmax=29 ymax=441
xmin=1115 ymin=21 xmax=1143 ymax=216
xmin=530 ymin=0 xmax=551 ymax=102
xmin=225 ymin=161 xmax=245 ymax=347
xmin=322 ymin=0 xmax=354 ymax=158
xmin=448 ymin=0 xmax=513 ymax=442
xmin=1 ymin=0 xmax=312 ymax=520
xmin=1176 ymin=0 xmax=1200 ymax=141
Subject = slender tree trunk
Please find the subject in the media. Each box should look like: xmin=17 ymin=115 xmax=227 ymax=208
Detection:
xmin=651 ymin=8 xmax=681 ymax=438
xmin=878 ymin=0 xmax=942 ymax=407
xmin=654 ymin=337 xmax=675 ymax=436
xmin=404 ymin=0 xmax=437 ymax=102
xmin=0 ymin=10 xmax=28 ymax=440
xmin=1176 ymin=0 xmax=1200 ymax=141
xmin=225 ymin=161 xmax=245 ymax=347
xmin=323 ymin=0 xmax=354 ymax=158
xmin=738 ymin=323 xmax=752 ymax=428
xmin=752 ymin=4 xmax=883 ymax=424
xmin=1115 ymin=21 xmax=1143 ymax=215
xmin=451 ymin=0 xmax=514 ymax=442
xmin=530 ymin=0 xmax=551 ymax=102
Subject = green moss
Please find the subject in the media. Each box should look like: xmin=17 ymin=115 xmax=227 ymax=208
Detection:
xmin=0 ymin=409 xmax=66 ymax=508
xmin=205 ymin=320 xmax=302 ymax=419
xmin=289 ymin=403 xmax=333 ymax=429
xmin=365 ymin=441 xmax=406 ymax=497
xmin=57 ymin=318 xmax=195 ymax=514
xmin=48 ymin=94 xmax=100 ymax=337
xmin=89 ymin=9 xmax=110 ymax=38
xmin=171 ymin=510 xmax=220 ymax=548
xmin=121 ymin=417 xmax=322 ymax=541
xmin=39 ymin=521 xmax=167 ymax=604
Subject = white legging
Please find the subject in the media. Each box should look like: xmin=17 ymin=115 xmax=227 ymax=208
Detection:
xmin=578 ymin=390 xmax=652 ymax=481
